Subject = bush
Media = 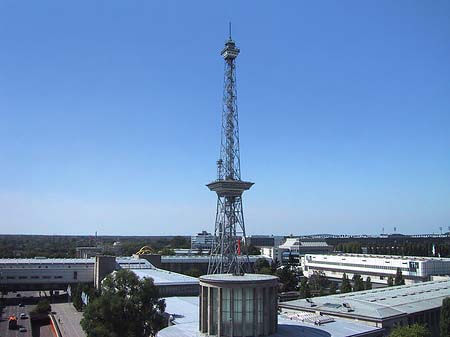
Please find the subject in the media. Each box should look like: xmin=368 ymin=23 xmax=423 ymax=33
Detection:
xmin=32 ymin=300 xmax=51 ymax=314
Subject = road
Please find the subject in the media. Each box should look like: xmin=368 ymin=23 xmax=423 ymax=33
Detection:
xmin=52 ymin=303 xmax=86 ymax=337
xmin=0 ymin=292 xmax=33 ymax=337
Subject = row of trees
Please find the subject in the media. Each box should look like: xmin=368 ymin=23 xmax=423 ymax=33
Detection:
xmin=0 ymin=235 xmax=192 ymax=259
xmin=254 ymin=258 xmax=300 ymax=292
xmin=330 ymin=238 xmax=450 ymax=258
xmin=387 ymin=268 xmax=405 ymax=287
xmin=296 ymin=271 xmax=372 ymax=298
xmin=339 ymin=273 xmax=373 ymax=293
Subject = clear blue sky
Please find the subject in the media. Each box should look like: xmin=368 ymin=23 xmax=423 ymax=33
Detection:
xmin=0 ymin=1 xmax=449 ymax=235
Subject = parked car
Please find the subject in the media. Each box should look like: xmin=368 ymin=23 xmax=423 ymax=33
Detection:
xmin=19 ymin=326 xmax=27 ymax=332
xmin=20 ymin=313 xmax=27 ymax=319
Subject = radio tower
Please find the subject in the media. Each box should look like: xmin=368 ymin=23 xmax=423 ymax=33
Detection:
xmin=207 ymin=25 xmax=253 ymax=275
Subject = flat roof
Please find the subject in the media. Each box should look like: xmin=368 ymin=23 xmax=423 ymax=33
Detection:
xmin=158 ymin=302 xmax=383 ymax=337
xmin=161 ymin=255 xmax=268 ymax=263
xmin=0 ymin=258 xmax=94 ymax=265
xmin=130 ymin=268 xmax=198 ymax=286
xmin=164 ymin=296 xmax=199 ymax=325
xmin=200 ymin=273 xmax=277 ymax=283
xmin=280 ymin=279 xmax=450 ymax=321
xmin=307 ymin=253 xmax=450 ymax=262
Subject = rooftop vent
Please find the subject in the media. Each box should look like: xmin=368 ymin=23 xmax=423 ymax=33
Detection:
xmin=343 ymin=303 xmax=354 ymax=312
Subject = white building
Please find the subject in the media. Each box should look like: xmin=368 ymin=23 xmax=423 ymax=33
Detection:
xmin=303 ymin=253 xmax=450 ymax=285
xmin=191 ymin=231 xmax=214 ymax=250
xmin=260 ymin=247 xmax=284 ymax=263
xmin=278 ymin=238 xmax=332 ymax=264
xmin=0 ymin=258 xmax=94 ymax=289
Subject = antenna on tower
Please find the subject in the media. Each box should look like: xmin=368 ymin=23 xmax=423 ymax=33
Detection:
xmin=207 ymin=27 xmax=253 ymax=275
xmin=229 ymin=22 xmax=232 ymax=40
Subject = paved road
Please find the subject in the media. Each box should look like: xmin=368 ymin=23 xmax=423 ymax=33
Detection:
xmin=0 ymin=292 xmax=33 ymax=337
xmin=52 ymin=303 xmax=86 ymax=337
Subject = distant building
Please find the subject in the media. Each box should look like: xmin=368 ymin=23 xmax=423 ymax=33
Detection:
xmin=260 ymin=247 xmax=283 ymax=263
xmin=247 ymin=235 xmax=284 ymax=248
xmin=191 ymin=231 xmax=214 ymax=250
xmin=173 ymin=249 xmax=209 ymax=256
xmin=75 ymin=246 xmax=103 ymax=258
xmin=279 ymin=279 xmax=450 ymax=336
xmin=303 ymin=253 xmax=450 ymax=285
xmin=278 ymin=238 xmax=332 ymax=264
xmin=160 ymin=255 xmax=271 ymax=276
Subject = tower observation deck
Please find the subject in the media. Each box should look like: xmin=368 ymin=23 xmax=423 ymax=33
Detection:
xmin=207 ymin=29 xmax=253 ymax=275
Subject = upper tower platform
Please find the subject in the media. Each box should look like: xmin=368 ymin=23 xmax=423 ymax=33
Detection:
xmin=221 ymin=39 xmax=240 ymax=60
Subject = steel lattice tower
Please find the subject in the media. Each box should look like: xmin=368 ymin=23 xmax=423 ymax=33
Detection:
xmin=207 ymin=28 xmax=253 ymax=275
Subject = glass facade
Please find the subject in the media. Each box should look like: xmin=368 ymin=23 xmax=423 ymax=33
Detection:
xmin=199 ymin=281 xmax=277 ymax=337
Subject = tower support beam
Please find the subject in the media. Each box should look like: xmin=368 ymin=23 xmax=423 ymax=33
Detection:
xmin=208 ymin=32 xmax=253 ymax=275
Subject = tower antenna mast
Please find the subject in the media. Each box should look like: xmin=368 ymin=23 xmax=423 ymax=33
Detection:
xmin=207 ymin=27 xmax=253 ymax=275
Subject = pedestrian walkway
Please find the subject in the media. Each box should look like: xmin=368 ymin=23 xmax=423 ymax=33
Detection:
xmin=52 ymin=303 xmax=87 ymax=337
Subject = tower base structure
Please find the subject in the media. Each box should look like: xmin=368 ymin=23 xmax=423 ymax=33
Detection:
xmin=199 ymin=274 xmax=278 ymax=337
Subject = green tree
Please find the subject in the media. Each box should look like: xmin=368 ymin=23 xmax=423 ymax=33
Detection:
xmin=81 ymin=269 xmax=166 ymax=337
xmin=270 ymin=259 xmax=279 ymax=274
xmin=390 ymin=323 xmax=429 ymax=337
xmin=340 ymin=273 xmax=352 ymax=293
xmin=258 ymin=266 xmax=273 ymax=275
xmin=254 ymin=258 xmax=270 ymax=273
xmin=31 ymin=300 xmax=51 ymax=314
xmin=299 ymin=277 xmax=311 ymax=299
xmin=241 ymin=244 xmax=261 ymax=255
xmin=387 ymin=275 xmax=394 ymax=286
xmin=352 ymin=274 xmax=365 ymax=292
xmin=365 ymin=277 xmax=372 ymax=290
xmin=394 ymin=268 xmax=405 ymax=286
xmin=184 ymin=268 xmax=201 ymax=278
xmin=308 ymin=271 xmax=330 ymax=295
xmin=441 ymin=297 xmax=450 ymax=337
xmin=169 ymin=236 xmax=190 ymax=248
xmin=276 ymin=266 xmax=298 ymax=292
xmin=329 ymin=282 xmax=337 ymax=295
xmin=159 ymin=247 xmax=175 ymax=255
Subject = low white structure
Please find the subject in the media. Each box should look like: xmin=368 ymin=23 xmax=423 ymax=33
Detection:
xmin=303 ymin=253 xmax=450 ymax=285
xmin=0 ymin=258 xmax=94 ymax=290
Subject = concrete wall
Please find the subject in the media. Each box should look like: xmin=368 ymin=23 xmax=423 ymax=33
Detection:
xmin=94 ymin=256 xmax=117 ymax=289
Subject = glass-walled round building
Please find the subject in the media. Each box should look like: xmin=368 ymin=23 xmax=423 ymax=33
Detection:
xmin=199 ymin=274 xmax=278 ymax=337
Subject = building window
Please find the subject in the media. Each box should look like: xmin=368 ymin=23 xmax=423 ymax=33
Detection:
xmin=244 ymin=288 xmax=254 ymax=336
xmin=222 ymin=288 xmax=231 ymax=336
xmin=73 ymin=271 xmax=78 ymax=280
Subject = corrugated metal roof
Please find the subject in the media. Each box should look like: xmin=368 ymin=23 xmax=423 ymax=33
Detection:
xmin=0 ymin=258 xmax=94 ymax=264
xmin=280 ymin=279 xmax=450 ymax=321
